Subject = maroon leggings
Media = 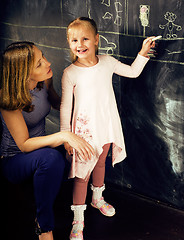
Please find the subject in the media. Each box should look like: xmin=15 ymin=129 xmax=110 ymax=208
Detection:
xmin=73 ymin=143 xmax=111 ymax=205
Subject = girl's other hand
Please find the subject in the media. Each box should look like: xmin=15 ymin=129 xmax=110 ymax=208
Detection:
xmin=64 ymin=142 xmax=73 ymax=156
xmin=139 ymin=36 xmax=156 ymax=58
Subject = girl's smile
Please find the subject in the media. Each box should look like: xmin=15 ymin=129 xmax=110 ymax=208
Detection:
xmin=77 ymin=49 xmax=88 ymax=54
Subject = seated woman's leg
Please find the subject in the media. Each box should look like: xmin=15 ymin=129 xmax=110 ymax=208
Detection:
xmin=1 ymin=148 xmax=65 ymax=233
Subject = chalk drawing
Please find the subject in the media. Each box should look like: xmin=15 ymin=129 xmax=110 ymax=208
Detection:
xmin=88 ymin=8 xmax=92 ymax=19
xmin=159 ymin=12 xmax=182 ymax=39
xmin=101 ymin=0 xmax=110 ymax=7
xmin=114 ymin=2 xmax=123 ymax=26
xmin=101 ymin=1 xmax=124 ymax=26
xmin=2 ymin=0 xmax=184 ymax=66
xmin=98 ymin=35 xmax=117 ymax=55
xmin=165 ymin=49 xmax=184 ymax=55
xmin=139 ymin=5 xmax=150 ymax=37
xmin=1 ymin=20 xmax=184 ymax=66
xmin=101 ymin=0 xmax=112 ymax=20
xmin=102 ymin=12 xmax=113 ymax=20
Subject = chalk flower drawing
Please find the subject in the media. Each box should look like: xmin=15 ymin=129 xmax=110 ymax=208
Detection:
xmin=139 ymin=5 xmax=150 ymax=37
xmin=139 ymin=5 xmax=150 ymax=27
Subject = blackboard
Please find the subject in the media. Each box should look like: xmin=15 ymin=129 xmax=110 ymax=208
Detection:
xmin=0 ymin=0 xmax=184 ymax=209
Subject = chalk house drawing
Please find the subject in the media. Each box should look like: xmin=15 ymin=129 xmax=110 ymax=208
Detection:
xmin=98 ymin=35 xmax=117 ymax=55
xmin=139 ymin=5 xmax=150 ymax=37
xmin=159 ymin=12 xmax=182 ymax=39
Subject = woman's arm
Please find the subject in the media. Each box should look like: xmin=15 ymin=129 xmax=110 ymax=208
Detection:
xmin=1 ymin=109 xmax=94 ymax=160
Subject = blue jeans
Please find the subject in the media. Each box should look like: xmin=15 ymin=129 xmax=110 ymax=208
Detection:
xmin=1 ymin=147 xmax=65 ymax=232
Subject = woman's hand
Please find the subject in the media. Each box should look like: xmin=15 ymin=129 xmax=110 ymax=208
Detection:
xmin=63 ymin=131 xmax=95 ymax=160
xmin=139 ymin=36 xmax=156 ymax=58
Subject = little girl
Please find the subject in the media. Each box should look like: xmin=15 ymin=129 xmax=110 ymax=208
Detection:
xmin=60 ymin=17 xmax=155 ymax=240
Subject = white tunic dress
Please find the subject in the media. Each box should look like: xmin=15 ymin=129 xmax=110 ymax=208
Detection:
xmin=60 ymin=54 xmax=149 ymax=180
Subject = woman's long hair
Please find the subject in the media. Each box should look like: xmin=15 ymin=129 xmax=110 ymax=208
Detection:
xmin=0 ymin=41 xmax=42 ymax=112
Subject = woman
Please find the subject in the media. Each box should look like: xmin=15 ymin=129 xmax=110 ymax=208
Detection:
xmin=0 ymin=41 xmax=94 ymax=240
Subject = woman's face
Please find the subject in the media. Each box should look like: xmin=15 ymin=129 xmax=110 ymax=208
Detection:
xmin=29 ymin=46 xmax=53 ymax=88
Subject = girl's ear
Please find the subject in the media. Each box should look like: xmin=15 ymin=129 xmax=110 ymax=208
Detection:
xmin=95 ymin=33 xmax=99 ymax=45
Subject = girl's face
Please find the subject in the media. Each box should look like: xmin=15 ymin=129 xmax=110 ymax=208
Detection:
xmin=68 ymin=25 xmax=99 ymax=60
xmin=29 ymin=46 xmax=53 ymax=88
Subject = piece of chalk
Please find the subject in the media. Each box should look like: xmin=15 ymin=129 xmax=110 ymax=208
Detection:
xmin=151 ymin=35 xmax=162 ymax=41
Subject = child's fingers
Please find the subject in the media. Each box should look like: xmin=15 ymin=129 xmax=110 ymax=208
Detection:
xmin=64 ymin=143 xmax=73 ymax=156
xmin=151 ymin=41 xmax=156 ymax=48
xmin=143 ymin=36 xmax=156 ymax=45
xmin=68 ymin=147 xmax=73 ymax=156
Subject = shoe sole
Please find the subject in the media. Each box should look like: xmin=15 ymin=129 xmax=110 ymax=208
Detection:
xmin=70 ymin=238 xmax=83 ymax=240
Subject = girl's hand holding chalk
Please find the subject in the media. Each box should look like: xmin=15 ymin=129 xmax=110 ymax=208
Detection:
xmin=140 ymin=36 xmax=159 ymax=58
xmin=144 ymin=35 xmax=162 ymax=45
xmin=151 ymin=35 xmax=162 ymax=41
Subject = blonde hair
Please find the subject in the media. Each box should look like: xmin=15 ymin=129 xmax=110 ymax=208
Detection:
xmin=0 ymin=41 xmax=42 ymax=112
xmin=67 ymin=17 xmax=99 ymax=62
